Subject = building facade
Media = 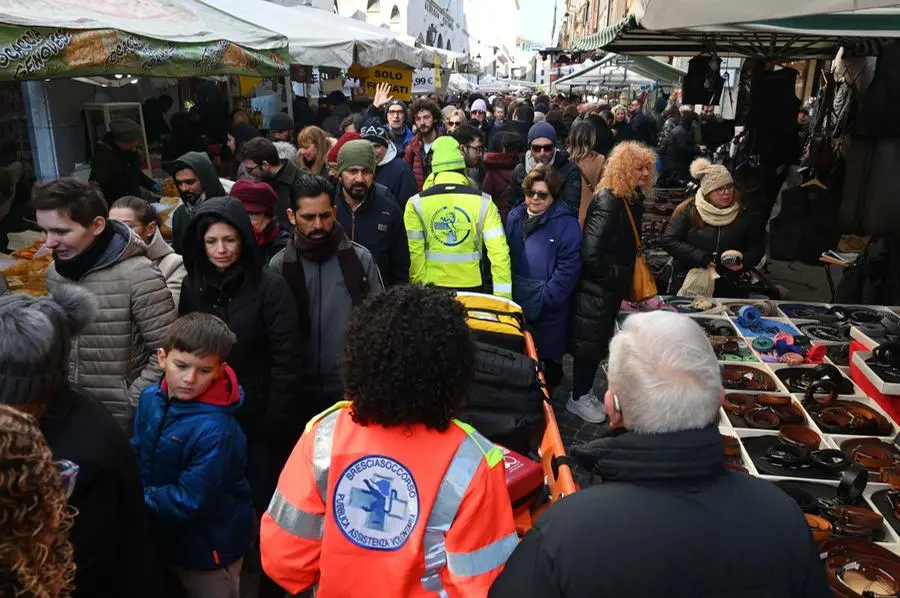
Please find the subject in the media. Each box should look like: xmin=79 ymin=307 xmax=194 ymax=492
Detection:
xmin=335 ymin=0 xmax=520 ymax=77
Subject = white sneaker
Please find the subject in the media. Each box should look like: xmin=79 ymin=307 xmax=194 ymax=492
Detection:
xmin=566 ymin=391 xmax=608 ymax=424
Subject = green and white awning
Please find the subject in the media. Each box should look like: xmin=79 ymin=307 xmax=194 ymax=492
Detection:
xmin=573 ymin=6 xmax=900 ymax=58
xmin=553 ymin=53 xmax=686 ymax=89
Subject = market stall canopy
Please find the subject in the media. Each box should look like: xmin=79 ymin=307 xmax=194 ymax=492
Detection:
xmin=629 ymin=0 xmax=900 ymax=30
xmin=0 ymin=0 xmax=288 ymax=80
xmin=554 ymin=54 xmax=685 ymax=90
xmin=420 ymin=45 xmax=469 ymax=70
xmin=572 ymin=5 xmax=900 ymax=58
xmin=200 ymin=0 xmax=425 ymax=68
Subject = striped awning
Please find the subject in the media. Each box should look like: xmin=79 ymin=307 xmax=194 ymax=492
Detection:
xmin=573 ymin=8 xmax=900 ymax=58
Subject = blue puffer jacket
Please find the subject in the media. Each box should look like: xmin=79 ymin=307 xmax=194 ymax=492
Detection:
xmin=505 ymin=202 xmax=582 ymax=359
xmin=132 ymin=366 xmax=254 ymax=571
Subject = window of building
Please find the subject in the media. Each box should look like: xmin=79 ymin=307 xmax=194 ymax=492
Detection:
xmin=389 ymin=5 xmax=401 ymax=32
xmin=366 ymin=0 xmax=380 ymax=24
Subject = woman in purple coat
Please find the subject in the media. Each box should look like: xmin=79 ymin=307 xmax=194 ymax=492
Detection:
xmin=505 ymin=164 xmax=582 ymax=389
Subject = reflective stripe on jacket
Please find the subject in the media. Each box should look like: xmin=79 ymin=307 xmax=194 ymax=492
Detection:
xmin=404 ymin=171 xmax=512 ymax=298
xmin=260 ymin=402 xmax=518 ymax=597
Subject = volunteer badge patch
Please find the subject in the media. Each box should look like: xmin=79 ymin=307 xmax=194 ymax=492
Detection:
xmin=334 ymin=455 xmax=420 ymax=551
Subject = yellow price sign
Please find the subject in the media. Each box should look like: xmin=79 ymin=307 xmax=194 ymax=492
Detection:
xmin=365 ymin=64 xmax=413 ymax=101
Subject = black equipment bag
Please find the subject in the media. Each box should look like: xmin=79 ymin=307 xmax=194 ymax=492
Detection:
xmin=457 ymin=342 xmax=544 ymax=454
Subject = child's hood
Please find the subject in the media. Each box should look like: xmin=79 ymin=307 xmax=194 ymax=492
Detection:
xmin=160 ymin=364 xmax=243 ymax=414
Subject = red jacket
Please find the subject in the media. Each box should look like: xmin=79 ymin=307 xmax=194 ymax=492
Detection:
xmin=482 ymin=152 xmax=522 ymax=224
xmin=404 ymin=133 xmax=441 ymax=191
xmin=260 ymin=402 xmax=517 ymax=597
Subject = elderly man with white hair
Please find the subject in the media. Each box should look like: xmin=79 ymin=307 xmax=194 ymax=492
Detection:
xmin=490 ymin=311 xmax=830 ymax=598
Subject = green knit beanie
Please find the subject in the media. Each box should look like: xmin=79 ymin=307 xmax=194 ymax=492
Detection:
xmin=337 ymin=139 xmax=376 ymax=174
xmin=430 ymin=137 xmax=466 ymax=174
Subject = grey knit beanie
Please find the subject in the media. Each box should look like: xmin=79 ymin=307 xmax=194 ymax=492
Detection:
xmin=0 ymin=285 xmax=97 ymax=406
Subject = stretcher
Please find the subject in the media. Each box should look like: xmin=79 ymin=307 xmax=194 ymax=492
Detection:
xmin=455 ymin=292 xmax=579 ymax=533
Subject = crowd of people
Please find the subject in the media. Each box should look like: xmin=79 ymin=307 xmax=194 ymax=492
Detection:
xmin=0 ymin=85 xmax=828 ymax=598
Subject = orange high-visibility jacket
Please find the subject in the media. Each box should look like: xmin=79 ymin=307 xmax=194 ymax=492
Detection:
xmin=260 ymin=401 xmax=518 ymax=597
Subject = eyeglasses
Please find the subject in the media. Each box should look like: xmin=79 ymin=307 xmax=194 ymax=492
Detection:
xmin=447 ymin=120 xmax=462 ymax=127
xmin=472 ymin=110 xmax=486 ymax=115
xmin=245 ymin=162 xmax=263 ymax=174
xmin=464 ymin=145 xmax=484 ymax=154
xmin=526 ymin=190 xmax=551 ymax=200
xmin=530 ymin=144 xmax=554 ymax=154
xmin=712 ymin=183 xmax=735 ymax=193
xmin=387 ymin=109 xmax=405 ymax=116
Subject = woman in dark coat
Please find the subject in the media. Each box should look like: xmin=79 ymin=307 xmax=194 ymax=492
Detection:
xmin=505 ymin=164 xmax=581 ymax=389
xmin=660 ymin=159 xmax=764 ymax=297
xmin=567 ymin=141 xmax=657 ymax=424
xmin=178 ymin=196 xmax=301 ymax=515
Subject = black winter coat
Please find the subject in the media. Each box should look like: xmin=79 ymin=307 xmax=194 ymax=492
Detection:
xmin=41 ymin=386 xmax=164 ymax=598
xmin=510 ymin=150 xmax=582 ymax=217
xmin=269 ymin=159 xmax=310 ymax=230
xmin=660 ymin=124 xmax=699 ymax=181
xmin=334 ymin=183 xmax=409 ymax=287
xmin=89 ymin=132 xmax=157 ymax=203
xmin=488 ymin=119 xmax=532 ymax=152
xmin=179 ymin=197 xmax=302 ymax=444
xmin=490 ymin=425 xmax=831 ymax=598
xmin=568 ymin=189 xmax=638 ymax=362
xmin=170 ymin=151 xmax=227 ymax=253
xmin=659 ymin=198 xmax=765 ymax=295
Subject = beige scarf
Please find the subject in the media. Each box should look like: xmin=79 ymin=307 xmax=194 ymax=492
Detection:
xmin=694 ymin=190 xmax=739 ymax=227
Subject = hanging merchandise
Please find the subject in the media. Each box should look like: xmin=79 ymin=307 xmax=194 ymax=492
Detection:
xmin=682 ymin=55 xmax=725 ymax=106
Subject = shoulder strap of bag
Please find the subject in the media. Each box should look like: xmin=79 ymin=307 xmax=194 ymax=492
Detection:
xmin=580 ymin=169 xmax=595 ymax=193
xmin=620 ymin=197 xmax=643 ymax=254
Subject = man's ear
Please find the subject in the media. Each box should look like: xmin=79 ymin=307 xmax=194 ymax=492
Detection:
xmin=90 ymin=215 xmax=107 ymax=237
xmin=286 ymin=208 xmax=296 ymax=227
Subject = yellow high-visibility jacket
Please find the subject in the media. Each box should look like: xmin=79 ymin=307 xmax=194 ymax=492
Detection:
xmin=404 ymin=171 xmax=512 ymax=298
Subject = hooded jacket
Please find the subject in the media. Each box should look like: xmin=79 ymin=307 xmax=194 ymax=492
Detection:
xmin=46 ymin=220 xmax=178 ymax=432
xmin=42 ymin=386 xmax=165 ymax=598
xmin=505 ymin=202 xmax=582 ymax=360
xmin=482 ymin=151 xmax=522 ymax=222
xmin=510 ymin=149 xmax=582 ymax=217
xmin=490 ymin=426 xmax=829 ymax=598
xmin=90 ymin=132 xmax=158 ymax=203
xmin=376 ymin=150 xmax=418 ymax=209
xmin=269 ymin=159 xmax=310 ymax=230
xmin=171 ymin=151 xmax=227 ymax=253
xmin=145 ymin=228 xmax=187 ymax=305
xmin=179 ymin=197 xmax=302 ymax=443
xmin=133 ymin=366 xmax=254 ymax=571
xmin=269 ymin=236 xmax=384 ymax=413
xmin=334 ymin=182 xmax=409 ymax=287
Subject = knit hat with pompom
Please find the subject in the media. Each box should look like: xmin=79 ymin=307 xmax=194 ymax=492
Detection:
xmin=690 ymin=158 xmax=734 ymax=197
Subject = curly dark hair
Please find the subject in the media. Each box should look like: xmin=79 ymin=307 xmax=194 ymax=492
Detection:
xmin=0 ymin=405 xmax=76 ymax=598
xmin=409 ymin=99 xmax=442 ymax=124
xmin=341 ymin=285 xmax=476 ymax=431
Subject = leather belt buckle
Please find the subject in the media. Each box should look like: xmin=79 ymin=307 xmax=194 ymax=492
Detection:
xmin=779 ymin=425 xmax=822 ymax=452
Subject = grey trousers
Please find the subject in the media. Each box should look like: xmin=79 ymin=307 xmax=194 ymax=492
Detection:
xmin=174 ymin=558 xmax=243 ymax=598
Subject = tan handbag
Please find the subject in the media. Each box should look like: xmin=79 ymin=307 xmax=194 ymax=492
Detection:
xmin=621 ymin=197 xmax=658 ymax=302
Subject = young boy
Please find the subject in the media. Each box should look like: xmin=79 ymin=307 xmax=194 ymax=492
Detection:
xmin=132 ymin=312 xmax=254 ymax=598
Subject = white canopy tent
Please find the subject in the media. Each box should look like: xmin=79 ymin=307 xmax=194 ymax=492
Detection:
xmin=632 ymin=0 xmax=900 ymax=30
xmin=201 ymin=0 xmax=427 ymax=68
xmin=2 ymin=0 xmax=284 ymax=50
xmin=553 ymin=55 xmax=685 ymax=91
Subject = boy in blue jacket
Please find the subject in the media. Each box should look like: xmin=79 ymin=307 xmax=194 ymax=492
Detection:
xmin=133 ymin=312 xmax=254 ymax=598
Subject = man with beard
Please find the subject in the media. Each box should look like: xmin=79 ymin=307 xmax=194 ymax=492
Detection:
xmin=240 ymin=137 xmax=310 ymax=230
xmin=360 ymin=120 xmax=417 ymax=208
xmin=89 ymin=119 xmax=160 ymax=203
xmin=629 ymin=98 xmax=658 ymax=147
xmin=333 ymin=140 xmax=409 ymax=287
xmin=169 ymin=151 xmax=226 ymax=253
xmin=451 ymin=124 xmax=486 ymax=189
xmin=269 ymin=175 xmax=383 ymax=413
xmin=268 ymin=112 xmax=296 ymax=144
xmin=510 ymin=122 xmax=581 ymax=215
xmin=404 ymin=99 xmax=443 ymax=191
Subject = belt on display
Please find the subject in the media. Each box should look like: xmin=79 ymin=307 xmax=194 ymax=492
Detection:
xmin=819 ymin=538 xmax=900 ymax=598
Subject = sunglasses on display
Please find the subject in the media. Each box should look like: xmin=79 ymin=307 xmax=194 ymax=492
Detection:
xmin=530 ymin=144 xmax=554 ymax=153
xmin=526 ymin=190 xmax=551 ymax=200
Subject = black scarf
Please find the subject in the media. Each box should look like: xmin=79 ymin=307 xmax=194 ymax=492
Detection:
xmin=54 ymin=222 xmax=116 ymax=281
xmin=281 ymin=223 xmax=369 ymax=338
xmin=523 ymin=211 xmax=544 ymax=238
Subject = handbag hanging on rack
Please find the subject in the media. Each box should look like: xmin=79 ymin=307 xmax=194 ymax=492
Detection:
xmin=621 ymin=197 xmax=658 ymax=302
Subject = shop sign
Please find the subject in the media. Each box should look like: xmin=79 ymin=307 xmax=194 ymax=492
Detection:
xmin=412 ymin=67 xmax=449 ymax=95
xmin=365 ymin=64 xmax=413 ymax=101
xmin=0 ymin=24 xmax=288 ymax=81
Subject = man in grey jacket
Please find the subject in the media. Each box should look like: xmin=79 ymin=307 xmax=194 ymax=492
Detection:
xmin=269 ymin=174 xmax=383 ymax=420
xmin=33 ymin=178 xmax=177 ymax=432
